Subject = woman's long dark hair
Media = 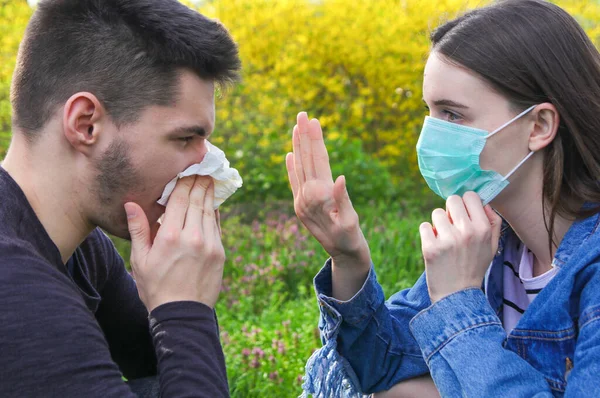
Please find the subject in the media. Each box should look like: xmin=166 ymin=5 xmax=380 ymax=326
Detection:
xmin=432 ymin=0 xmax=600 ymax=255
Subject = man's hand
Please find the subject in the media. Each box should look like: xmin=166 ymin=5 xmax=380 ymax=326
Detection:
xmin=125 ymin=175 xmax=225 ymax=311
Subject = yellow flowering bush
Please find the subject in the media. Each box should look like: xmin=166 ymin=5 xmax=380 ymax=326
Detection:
xmin=198 ymin=0 xmax=483 ymax=203
xmin=1 ymin=0 xmax=600 ymax=204
xmin=193 ymin=0 xmax=600 ymax=204
xmin=0 ymin=2 xmax=32 ymax=156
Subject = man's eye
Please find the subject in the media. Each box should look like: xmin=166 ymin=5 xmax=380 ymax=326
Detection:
xmin=178 ymin=136 xmax=194 ymax=144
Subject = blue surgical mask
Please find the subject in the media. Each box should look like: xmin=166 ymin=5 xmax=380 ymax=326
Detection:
xmin=416 ymin=105 xmax=537 ymax=205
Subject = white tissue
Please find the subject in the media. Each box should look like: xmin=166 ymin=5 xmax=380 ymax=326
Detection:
xmin=157 ymin=141 xmax=243 ymax=209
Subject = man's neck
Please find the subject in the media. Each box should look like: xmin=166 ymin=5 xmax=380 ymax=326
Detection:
xmin=2 ymin=138 xmax=93 ymax=264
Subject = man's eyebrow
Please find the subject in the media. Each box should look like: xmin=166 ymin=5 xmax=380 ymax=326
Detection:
xmin=169 ymin=125 xmax=209 ymax=137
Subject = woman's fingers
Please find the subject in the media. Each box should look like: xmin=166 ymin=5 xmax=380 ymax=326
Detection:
xmin=419 ymin=222 xmax=437 ymax=251
xmin=462 ymin=191 xmax=488 ymax=226
xmin=297 ymin=112 xmax=316 ymax=180
xmin=308 ymin=118 xmax=333 ymax=181
xmin=292 ymin=124 xmax=306 ymax=186
xmin=431 ymin=208 xmax=453 ymax=239
xmin=446 ymin=195 xmax=470 ymax=228
xmin=285 ymin=152 xmax=299 ymax=199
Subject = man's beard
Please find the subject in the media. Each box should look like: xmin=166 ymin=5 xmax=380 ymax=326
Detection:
xmin=94 ymin=138 xmax=137 ymax=205
xmin=91 ymin=138 xmax=140 ymax=239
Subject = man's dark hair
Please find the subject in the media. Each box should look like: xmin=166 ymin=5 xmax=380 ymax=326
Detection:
xmin=10 ymin=0 xmax=241 ymax=141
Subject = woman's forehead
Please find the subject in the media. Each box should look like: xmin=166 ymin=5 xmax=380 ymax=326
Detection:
xmin=423 ymin=52 xmax=505 ymax=107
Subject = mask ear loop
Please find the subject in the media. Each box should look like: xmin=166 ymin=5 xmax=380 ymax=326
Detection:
xmin=486 ymin=104 xmax=538 ymax=139
xmin=485 ymin=104 xmax=538 ymax=182
xmin=502 ymin=150 xmax=535 ymax=182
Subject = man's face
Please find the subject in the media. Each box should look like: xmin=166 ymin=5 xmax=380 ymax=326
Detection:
xmin=91 ymin=70 xmax=215 ymax=239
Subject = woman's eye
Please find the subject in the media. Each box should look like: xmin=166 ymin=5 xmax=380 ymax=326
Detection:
xmin=442 ymin=110 xmax=462 ymax=122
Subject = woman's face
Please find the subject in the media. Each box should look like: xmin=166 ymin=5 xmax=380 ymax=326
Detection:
xmin=422 ymin=51 xmax=535 ymax=181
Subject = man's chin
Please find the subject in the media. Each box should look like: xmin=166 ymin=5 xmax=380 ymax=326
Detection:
xmin=96 ymin=202 xmax=163 ymax=242
xmin=103 ymin=225 xmax=132 ymax=241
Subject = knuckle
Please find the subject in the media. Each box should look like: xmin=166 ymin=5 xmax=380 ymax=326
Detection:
xmin=473 ymin=222 xmax=489 ymax=235
xmin=195 ymin=176 xmax=212 ymax=189
xmin=172 ymin=193 xmax=190 ymax=207
xmin=461 ymin=229 xmax=474 ymax=243
xmin=177 ymin=176 xmax=196 ymax=190
xmin=215 ymin=249 xmax=226 ymax=264
xmin=437 ymin=239 xmax=453 ymax=252
xmin=341 ymin=214 xmax=359 ymax=230
xmin=128 ymin=224 xmax=143 ymax=237
xmin=295 ymin=205 xmax=306 ymax=219
xmin=422 ymin=247 xmax=439 ymax=262
xmin=479 ymin=226 xmax=492 ymax=241
xmin=203 ymin=209 xmax=215 ymax=218
xmin=207 ymin=247 xmax=225 ymax=264
xmin=186 ymin=231 xmax=204 ymax=248
xmin=188 ymin=191 xmax=205 ymax=208
xmin=161 ymin=228 xmax=180 ymax=244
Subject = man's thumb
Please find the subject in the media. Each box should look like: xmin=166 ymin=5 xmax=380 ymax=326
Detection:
xmin=125 ymin=202 xmax=151 ymax=259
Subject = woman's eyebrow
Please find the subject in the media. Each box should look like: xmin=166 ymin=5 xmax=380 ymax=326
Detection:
xmin=431 ymin=99 xmax=469 ymax=109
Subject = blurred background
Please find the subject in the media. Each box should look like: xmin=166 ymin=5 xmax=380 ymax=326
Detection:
xmin=2 ymin=0 xmax=599 ymax=396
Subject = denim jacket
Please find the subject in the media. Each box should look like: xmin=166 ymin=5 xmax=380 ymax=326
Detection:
xmin=301 ymin=210 xmax=600 ymax=397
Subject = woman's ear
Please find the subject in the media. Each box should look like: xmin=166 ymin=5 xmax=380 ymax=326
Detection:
xmin=529 ymin=102 xmax=560 ymax=152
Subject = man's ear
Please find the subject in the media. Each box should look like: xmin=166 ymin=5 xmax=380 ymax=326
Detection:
xmin=529 ymin=102 xmax=560 ymax=152
xmin=62 ymin=92 xmax=108 ymax=156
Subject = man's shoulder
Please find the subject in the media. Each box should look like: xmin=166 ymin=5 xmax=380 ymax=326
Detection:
xmin=0 ymin=236 xmax=49 ymax=269
xmin=0 ymin=240 xmax=77 ymax=305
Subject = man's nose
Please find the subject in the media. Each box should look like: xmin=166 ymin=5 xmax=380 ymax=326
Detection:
xmin=193 ymin=140 xmax=208 ymax=164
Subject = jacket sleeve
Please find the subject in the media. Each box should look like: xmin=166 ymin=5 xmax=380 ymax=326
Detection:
xmin=301 ymin=259 xmax=431 ymax=397
xmin=563 ymin=264 xmax=600 ymax=398
xmin=409 ymin=288 xmax=554 ymax=398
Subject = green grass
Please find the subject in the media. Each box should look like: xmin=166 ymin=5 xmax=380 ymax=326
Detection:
xmin=111 ymin=200 xmax=431 ymax=397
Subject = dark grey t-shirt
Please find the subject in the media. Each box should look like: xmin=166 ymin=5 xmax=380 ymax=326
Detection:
xmin=0 ymin=167 xmax=229 ymax=397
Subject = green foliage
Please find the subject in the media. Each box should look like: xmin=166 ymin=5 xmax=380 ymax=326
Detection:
xmin=111 ymin=201 xmax=428 ymax=396
xmin=200 ymin=0 xmax=479 ymax=204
